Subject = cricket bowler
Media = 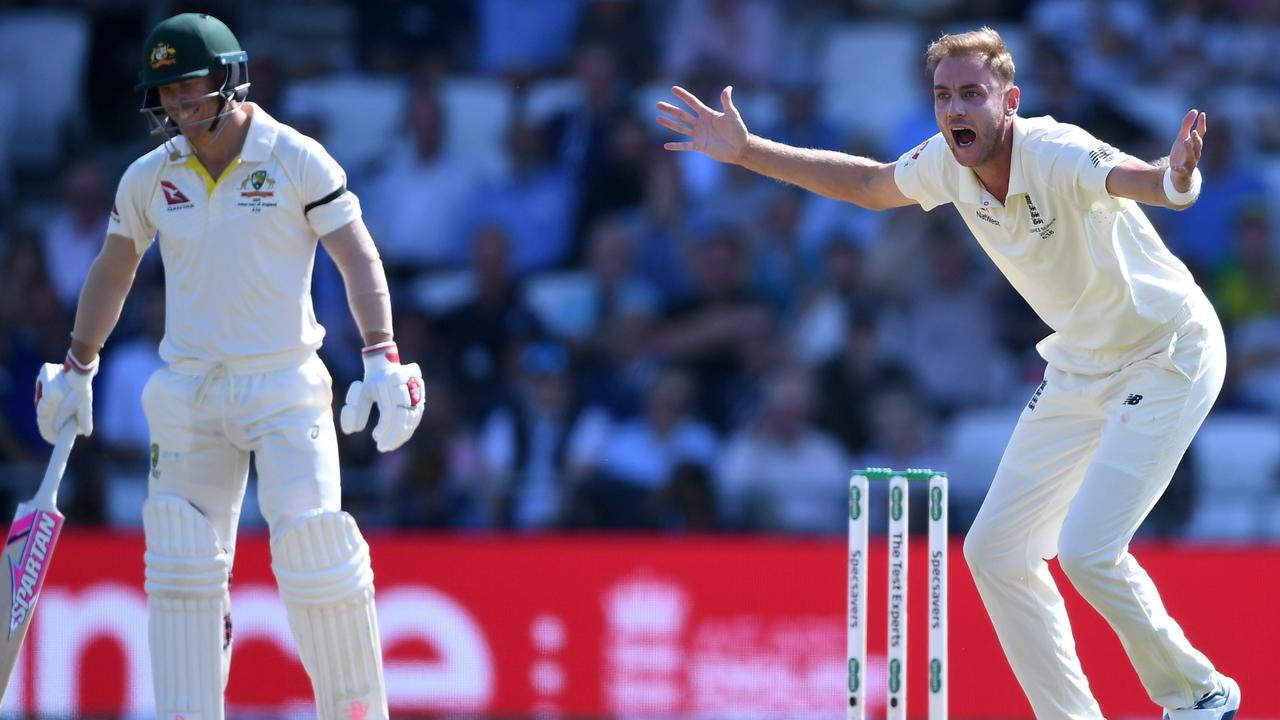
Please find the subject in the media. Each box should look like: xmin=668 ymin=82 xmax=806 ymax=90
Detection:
xmin=657 ymin=26 xmax=1238 ymax=720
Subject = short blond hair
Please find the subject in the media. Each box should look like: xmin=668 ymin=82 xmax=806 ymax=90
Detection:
xmin=925 ymin=27 xmax=1015 ymax=87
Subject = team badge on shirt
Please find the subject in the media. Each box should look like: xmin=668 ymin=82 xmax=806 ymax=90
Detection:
xmin=238 ymin=170 xmax=278 ymax=212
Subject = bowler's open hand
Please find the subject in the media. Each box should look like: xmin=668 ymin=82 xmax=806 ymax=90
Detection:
xmin=1168 ymin=109 xmax=1207 ymax=193
xmin=656 ymin=85 xmax=748 ymax=164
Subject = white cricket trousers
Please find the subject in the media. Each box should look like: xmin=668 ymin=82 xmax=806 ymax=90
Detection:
xmin=142 ymin=353 xmax=342 ymax=552
xmin=964 ymin=295 xmax=1226 ymax=720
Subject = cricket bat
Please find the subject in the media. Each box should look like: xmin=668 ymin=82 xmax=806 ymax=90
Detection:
xmin=0 ymin=423 xmax=76 ymax=703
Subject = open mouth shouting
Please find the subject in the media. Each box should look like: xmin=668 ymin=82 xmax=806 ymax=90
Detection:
xmin=952 ymin=126 xmax=977 ymax=147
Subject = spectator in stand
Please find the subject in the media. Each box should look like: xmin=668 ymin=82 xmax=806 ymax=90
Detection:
xmin=354 ymin=1 xmax=475 ymax=75
xmin=625 ymin=151 xmax=694 ymax=303
xmin=664 ymin=0 xmax=779 ymax=87
xmin=748 ymin=188 xmax=807 ymax=316
xmin=655 ymin=461 xmax=719 ymax=531
xmin=545 ymin=41 xmax=644 ymax=257
xmin=437 ymin=224 xmax=546 ymax=423
xmin=465 ymin=118 xmax=578 ymax=275
xmin=572 ymin=0 xmax=657 ymax=85
xmin=1019 ymin=43 xmax=1149 ymax=151
xmin=1075 ymin=3 xmax=1159 ymax=96
xmin=0 ymin=235 xmax=70 ymax=455
xmin=1212 ymin=207 xmax=1277 ymax=328
xmin=41 ymin=159 xmax=112 ymax=309
xmin=386 ymin=380 xmax=488 ymax=529
xmin=475 ymin=0 xmax=581 ymax=80
xmin=362 ymin=82 xmax=487 ymax=280
xmin=0 ymin=233 xmax=105 ymax=522
xmin=551 ymin=217 xmax=663 ymax=347
xmin=658 ymin=224 xmax=774 ymax=430
xmin=717 ymin=365 xmax=850 ymax=533
xmin=879 ymin=225 xmax=1010 ymax=415
xmin=856 ymin=381 xmax=958 ymax=533
xmin=788 ymin=232 xmax=876 ymax=367
xmin=567 ymin=365 xmax=718 ymax=529
xmin=766 ymin=80 xmax=839 ymax=151
xmin=1226 ymin=271 xmax=1280 ymax=414
xmin=816 ymin=312 xmax=912 ymax=455
xmin=478 ymin=342 xmax=589 ymax=530
xmin=576 ymin=294 xmax=663 ymax=421
xmin=689 ymin=161 xmax=780 ymax=247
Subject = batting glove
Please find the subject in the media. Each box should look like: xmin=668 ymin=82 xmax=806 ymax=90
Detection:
xmin=339 ymin=341 xmax=425 ymax=452
xmin=34 ymin=351 xmax=99 ymax=444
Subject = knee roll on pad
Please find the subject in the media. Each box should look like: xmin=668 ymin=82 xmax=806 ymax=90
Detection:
xmin=271 ymin=510 xmax=387 ymax=720
xmin=143 ymin=495 xmax=233 ymax=720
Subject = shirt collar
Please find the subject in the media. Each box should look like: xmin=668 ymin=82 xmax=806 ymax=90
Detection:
xmin=239 ymin=103 xmax=278 ymax=163
xmin=1007 ymin=115 xmax=1029 ymax=198
xmin=956 ymin=114 xmax=1029 ymax=205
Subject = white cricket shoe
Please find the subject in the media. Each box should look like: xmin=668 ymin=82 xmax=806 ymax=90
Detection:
xmin=1162 ymin=675 xmax=1240 ymax=720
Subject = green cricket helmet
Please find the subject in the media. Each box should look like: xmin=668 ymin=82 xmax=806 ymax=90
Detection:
xmin=137 ymin=13 xmax=250 ymax=137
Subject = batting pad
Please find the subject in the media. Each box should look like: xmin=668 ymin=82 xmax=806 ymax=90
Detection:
xmin=143 ymin=495 xmax=233 ymax=720
xmin=271 ymin=510 xmax=387 ymax=720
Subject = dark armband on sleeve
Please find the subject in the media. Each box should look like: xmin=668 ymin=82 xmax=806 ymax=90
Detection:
xmin=304 ymin=184 xmax=348 ymax=214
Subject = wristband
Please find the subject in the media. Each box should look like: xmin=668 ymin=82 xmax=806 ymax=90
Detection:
xmin=63 ymin=350 xmax=98 ymax=374
xmin=361 ymin=341 xmax=399 ymax=365
xmin=1163 ymin=167 xmax=1201 ymax=206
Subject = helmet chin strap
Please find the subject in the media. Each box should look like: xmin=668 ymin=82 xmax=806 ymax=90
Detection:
xmin=207 ymin=93 xmax=229 ymax=133
xmin=182 ymin=101 xmax=242 ymax=160
xmin=144 ymin=91 xmax=243 ymax=161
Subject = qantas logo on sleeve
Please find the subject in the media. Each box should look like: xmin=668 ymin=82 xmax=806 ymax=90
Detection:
xmin=910 ymin=139 xmax=930 ymax=160
xmin=160 ymin=180 xmax=192 ymax=208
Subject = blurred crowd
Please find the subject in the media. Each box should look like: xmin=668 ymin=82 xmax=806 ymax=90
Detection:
xmin=1 ymin=0 xmax=1279 ymax=539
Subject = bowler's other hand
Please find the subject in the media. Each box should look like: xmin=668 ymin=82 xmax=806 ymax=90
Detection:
xmin=656 ymin=85 xmax=749 ymax=163
xmin=1168 ymin=109 xmax=1207 ymax=193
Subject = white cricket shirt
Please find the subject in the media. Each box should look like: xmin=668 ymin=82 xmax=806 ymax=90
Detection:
xmin=894 ymin=115 xmax=1201 ymax=373
xmin=107 ymin=103 xmax=360 ymax=370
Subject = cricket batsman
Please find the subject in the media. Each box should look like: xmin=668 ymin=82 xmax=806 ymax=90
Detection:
xmin=31 ymin=13 xmax=422 ymax=719
xmin=658 ymin=26 xmax=1238 ymax=720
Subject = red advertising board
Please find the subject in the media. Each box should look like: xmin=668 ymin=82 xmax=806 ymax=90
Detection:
xmin=1 ymin=532 xmax=1275 ymax=718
